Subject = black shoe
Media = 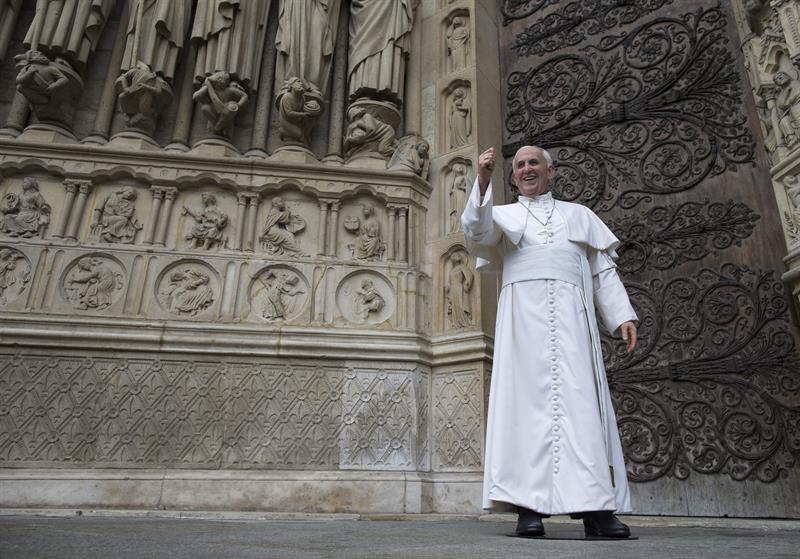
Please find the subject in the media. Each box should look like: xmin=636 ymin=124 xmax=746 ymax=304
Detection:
xmin=581 ymin=511 xmax=631 ymax=538
xmin=515 ymin=507 xmax=545 ymax=537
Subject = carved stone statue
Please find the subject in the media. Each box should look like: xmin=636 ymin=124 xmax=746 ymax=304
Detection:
xmin=348 ymin=0 xmax=415 ymax=105
xmin=192 ymin=70 xmax=248 ymax=137
xmin=0 ymin=178 xmax=51 ymax=238
xmin=275 ymin=77 xmax=324 ymax=146
xmin=92 ymin=187 xmax=142 ymax=244
xmin=344 ymin=204 xmax=385 ymax=261
xmin=162 ymin=268 xmax=214 ymax=316
xmin=388 ymin=134 xmax=430 ymax=179
xmin=191 ymin=0 xmax=271 ymax=93
xmin=275 ymin=0 xmax=341 ymax=93
xmin=255 ymin=269 xmax=305 ymax=320
xmin=775 ymin=71 xmax=800 ymax=147
xmin=354 ymin=278 xmax=385 ymax=322
xmin=344 ymin=105 xmax=396 ymax=158
xmin=121 ymin=0 xmax=192 ymax=83
xmin=65 ymin=256 xmax=122 ymax=310
xmin=260 ymin=196 xmax=307 ymax=256
xmin=786 ymin=175 xmax=800 ymax=212
xmin=14 ymin=50 xmax=82 ymax=127
xmin=115 ymin=62 xmax=173 ymax=135
xmin=446 ymin=16 xmax=470 ymax=73
xmin=23 ymin=0 xmax=115 ymax=74
xmin=448 ymin=86 xmax=472 ymax=148
xmin=446 ymin=250 xmax=473 ymax=328
xmin=0 ymin=247 xmax=28 ymax=304
xmin=448 ymin=163 xmax=470 ymax=232
xmin=182 ymin=192 xmax=228 ymax=249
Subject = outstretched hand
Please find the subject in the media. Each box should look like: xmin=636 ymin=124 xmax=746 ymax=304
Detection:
xmin=620 ymin=321 xmax=637 ymax=353
xmin=478 ymin=147 xmax=496 ymax=195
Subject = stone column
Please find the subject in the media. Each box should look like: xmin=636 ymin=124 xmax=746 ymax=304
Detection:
xmin=387 ymin=206 xmax=397 ymax=261
xmin=53 ymin=180 xmax=79 ymax=238
xmin=318 ymin=201 xmax=330 ymax=256
xmin=0 ymin=93 xmax=29 ymax=138
xmin=156 ymin=188 xmax=178 ymax=245
xmin=83 ymin=1 xmax=130 ymax=144
xmin=328 ymin=202 xmax=341 ymax=256
xmin=247 ymin=9 xmax=278 ymax=157
xmin=143 ymin=187 xmax=165 ymax=244
xmin=235 ymin=193 xmax=248 ymax=250
xmin=325 ymin=4 xmax=350 ymax=160
xmin=166 ymin=47 xmax=197 ymax=151
xmin=398 ymin=207 xmax=408 ymax=264
xmin=245 ymin=194 xmax=260 ymax=252
xmin=65 ymin=180 xmax=93 ymax=240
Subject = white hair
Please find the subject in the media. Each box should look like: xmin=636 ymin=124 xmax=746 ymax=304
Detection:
xmin=512 ymin=146 xmax=553 ymax=168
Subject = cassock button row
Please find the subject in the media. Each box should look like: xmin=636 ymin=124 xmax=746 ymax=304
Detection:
xmin=554 ymin=457 xmax=560 ymax=463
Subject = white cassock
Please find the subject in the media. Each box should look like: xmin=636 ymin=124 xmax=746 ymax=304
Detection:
xmin=461 ymin=179 xmax=636 ymax=515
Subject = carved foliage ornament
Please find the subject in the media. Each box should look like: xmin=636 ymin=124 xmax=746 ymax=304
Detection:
xmin=503 ymin=6 xmax=755 ymax=211
xmin=510 ymin=0 xmax=675 ymax=55
xmin=608 ymin=200 xmax=760 ymax=274
xmin=600 ymin=264 xmax=800 ymax=482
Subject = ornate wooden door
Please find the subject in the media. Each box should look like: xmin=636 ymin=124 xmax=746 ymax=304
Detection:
xmin=499 ymin=0 xmax=800 ymax=516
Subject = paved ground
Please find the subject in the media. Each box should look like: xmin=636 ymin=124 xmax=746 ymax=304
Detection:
xmin=1 ymin=511 xmax=799 ymax=559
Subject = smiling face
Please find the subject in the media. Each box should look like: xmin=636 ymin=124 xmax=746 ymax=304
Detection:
xmin=512 ymin=146 xmax=555 ymax=197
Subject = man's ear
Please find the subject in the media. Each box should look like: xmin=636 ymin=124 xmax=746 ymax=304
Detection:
xmin=547 ymin=165 xmax=556 ymax=180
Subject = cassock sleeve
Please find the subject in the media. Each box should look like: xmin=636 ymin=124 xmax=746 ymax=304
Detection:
xmin=460 ymin=178 xmax=502 ymax=267
xmin=588 ymin=248 xmax=638 ymax=335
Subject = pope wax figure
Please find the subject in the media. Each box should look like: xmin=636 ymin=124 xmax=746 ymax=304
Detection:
xmin=461 ymin=146 xmax=638 ymax=538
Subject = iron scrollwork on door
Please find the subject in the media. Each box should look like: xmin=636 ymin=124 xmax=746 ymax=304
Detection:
xmin=599 ymin=265 xmax=800 ymax=482
xmin=503 ymin=6 xmax=755 ymax=211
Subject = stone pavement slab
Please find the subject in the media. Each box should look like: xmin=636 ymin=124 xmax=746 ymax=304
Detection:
xmin=0 ymin=513 xmax=798 ymax=559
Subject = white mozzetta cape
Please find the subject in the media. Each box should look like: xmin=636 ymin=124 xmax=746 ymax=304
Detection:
xmin=461 ymin=179 xmax=636 ymax=514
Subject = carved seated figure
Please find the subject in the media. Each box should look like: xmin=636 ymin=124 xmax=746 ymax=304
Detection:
xmin=14 ymin=50 xmax=81 ymax=126
xmin=775 ymin=71 xmax=800 ymax=147
xmin=389 ymin=134 xmax=430 ymax=179
xmin=182 ymin=192 xmax=228 ymax=249
xmin=344 ymin=204 xmax=385 ymax=261
xmin=115 ymin=61 xmax=172 ymax=135
xmin=354 ymin=279 xmax=385 ymax=322
xmin=344 ymin=106 xmax=396 ymax=158
xmin=276 ymin=77 xmax=323 ymax=146
xmin=92 ymin=187 xmax=142 ymax=244
xmin=260 ymin=196 xmax=307 ymax=256
xmin=0 ymin=177 xmax=51 ymax=238
xmin=192 ymin=71 xmax=249 ymax=138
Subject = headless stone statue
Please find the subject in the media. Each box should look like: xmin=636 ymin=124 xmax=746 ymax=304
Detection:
xmin=348 ymin=0 xmax=415 ymax=105
xmin=275 ymin=0 xmax=341 ymax=93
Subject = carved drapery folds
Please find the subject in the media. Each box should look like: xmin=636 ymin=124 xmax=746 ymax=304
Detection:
xmin=446 ymin=13 xmax=471 ymax=74
xmin=0 ymin=246 xmax=30 ymax=305
xmin=388 ymin=134 xmax=430 ymax=179
xmin=0 ymin=177 xmax=51 ymax=238
xmin=445 ymin=250 xmax=473 ymax=330
xmin=92 ymin=187 xmax=142 ymax=244
xmin=15 ymin=0 xmax=115 ymax=131
xmin=182 ymin=192 xmax=229 ymax=249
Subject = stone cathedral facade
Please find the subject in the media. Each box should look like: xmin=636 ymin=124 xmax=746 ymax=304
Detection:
xmin=0 ymin=0 xmax=799 ymax=517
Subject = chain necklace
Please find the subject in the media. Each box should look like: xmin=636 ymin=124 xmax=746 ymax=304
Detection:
xmin=521 ymin=195 xmax=556 ymax=228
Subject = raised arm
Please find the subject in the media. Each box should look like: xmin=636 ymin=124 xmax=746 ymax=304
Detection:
xmin=460 ymin=148 xmax=502 ymax=251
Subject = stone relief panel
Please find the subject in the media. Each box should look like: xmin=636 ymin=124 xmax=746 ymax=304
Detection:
xmin=445 ymin=82 xmax=473 ymax=151
xmin=91 ymin=186 xmax=144 ymax=244
xmin=340 ymin=368 xmax=417 ymax=469
xmin=0 ymin=246 xmax=31 ymax=306
xmin=445 ymin=11 xmax=471 ymax=74
xmin=177 ymin=191 xmax=233 ymax=250
xmin=60 ymin=254 xmax=125 ymax=312
xmin=248 ymin=265 xmax=309 ymax=322
xmin=336 ymin=271 xmax=395 ymax=325
xmin=341 ymin=198 xmax=387 ymax=261
xmin=432 ymin=369 xmax=483 ymax=471
xmin=258 ymin=193 xmax=315 ymax=257
xmin=443 ymin=248 xmax=474 ymax=331
xmin=0 ymin=177 xmax=51 ymax=239
xmin=155 ymin=260 xmax=219 ymax=318
xmin=0 ymin=352 xmax=425 ymax=470
xmin=443 ymin=158 xmax=473 ymax=234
